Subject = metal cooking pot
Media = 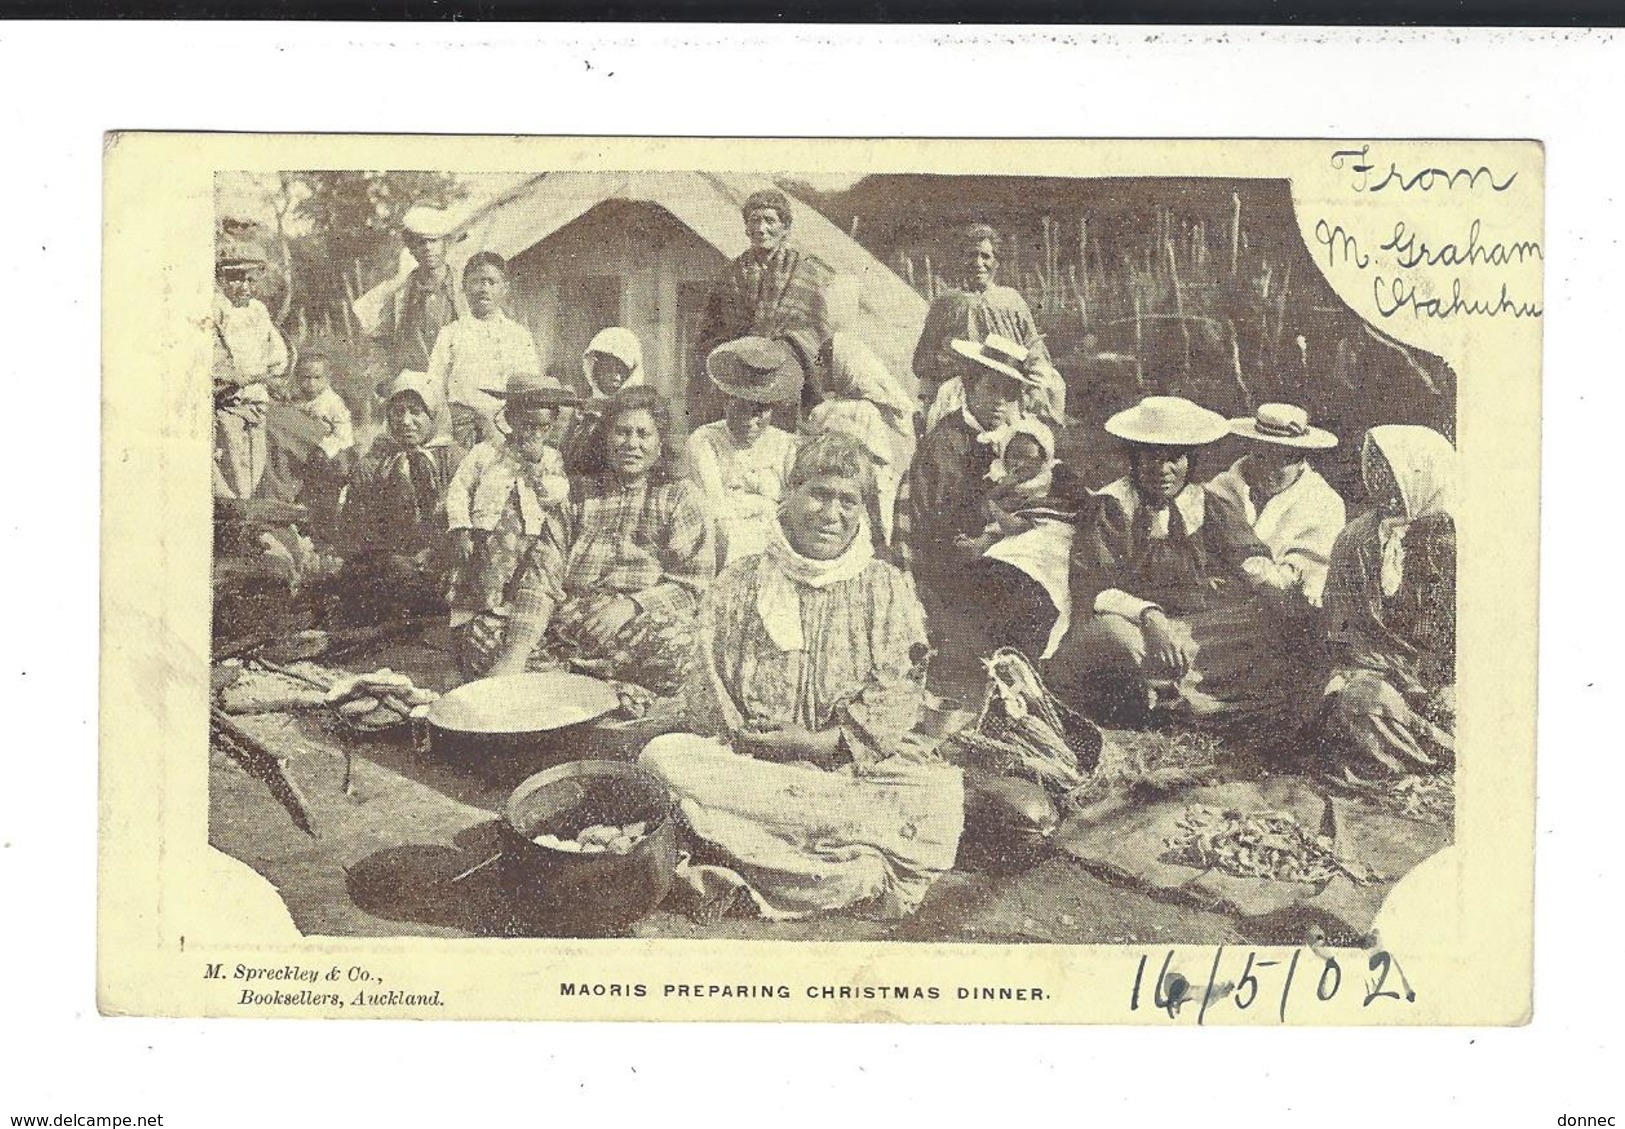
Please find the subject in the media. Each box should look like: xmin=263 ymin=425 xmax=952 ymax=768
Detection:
xmin=497 ymin=759 xmax=679 ymax=935
xmin=423 ymin=671 xmax=621 ymax=769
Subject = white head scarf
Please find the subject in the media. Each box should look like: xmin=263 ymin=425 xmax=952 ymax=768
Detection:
xmin=581 ymin=326 xmax=645 ymax=397
xmin=1363 ymin=424 xmax=1456 ymax=596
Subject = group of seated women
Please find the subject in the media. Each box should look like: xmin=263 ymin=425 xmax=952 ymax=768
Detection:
xmin=220 ymin=288 xmax=1455 ymax=924
xmin=305 ymin=333 xmax=1455 ymax=922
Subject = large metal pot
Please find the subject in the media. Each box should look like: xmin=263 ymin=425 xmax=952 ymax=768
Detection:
xmin=497 ymin=759 xmax=679 ymax=935
xmin=423 ymin=672 xmax=621 ymax=770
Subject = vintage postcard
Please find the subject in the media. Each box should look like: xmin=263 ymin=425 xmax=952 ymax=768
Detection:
xmin=100 ymin=134 xmax=1539 ymax=1024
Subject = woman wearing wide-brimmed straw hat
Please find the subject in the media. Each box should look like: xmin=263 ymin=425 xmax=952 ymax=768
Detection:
xmin=1119 ymin=402 xmax=1356 ymax=727
xmin=1044 ymin=395 xmax=1272 ymax=721
xmin=901 ymin=339 xmax=1046 ymax=655
xmin=444 ymin=371 xmax=581 ymax=631
xmin=687 ymin=337 xmax=804 ymax=569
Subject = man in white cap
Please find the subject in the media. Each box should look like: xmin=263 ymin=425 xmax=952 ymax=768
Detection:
xmin=372 ymin=205 xmax=462 ymax=375
xmin=1206 ymin=403 xmax=1347 ymax=612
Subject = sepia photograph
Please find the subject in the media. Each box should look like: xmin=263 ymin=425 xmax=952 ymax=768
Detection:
xmin=95 ymin=131 xmax=1540 ymax=1025
xmin=205 ymin=160 xmax=1468 ymax=949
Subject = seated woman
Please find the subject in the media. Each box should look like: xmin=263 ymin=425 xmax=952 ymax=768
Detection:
xmin=460 ymin=386 xmax=714 ymax=695
xmin=1044 ymin=395 xmax=1271 ymax=721
xmin=640 ymin=432 xmax=964 ymax=921
xmin=686 ymin=336 xmax=802 ymax=568
xmin=1319 ymin=425 xmax=1457 ymax=784
xmin=337 ymin=370 xmax=467 ymax=621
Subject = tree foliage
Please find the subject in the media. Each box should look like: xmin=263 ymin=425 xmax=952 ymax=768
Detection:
xmin=277 ymin=170 xmax=469 ymax=346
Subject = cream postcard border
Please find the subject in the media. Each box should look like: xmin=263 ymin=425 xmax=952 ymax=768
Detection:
xmin=99 ymin=133 xmax=1540 ymax=1024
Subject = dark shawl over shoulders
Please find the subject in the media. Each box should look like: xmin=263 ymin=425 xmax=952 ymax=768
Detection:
xmin=1071 ymin=482 xmax=1267 ymax=618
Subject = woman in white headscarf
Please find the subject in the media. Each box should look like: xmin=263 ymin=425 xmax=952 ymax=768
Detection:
xmin=639 ymin=432 xmax=963 ymax=922
xmin=1319 ymin=425 xmax=1457 ymax=783
xmin=805 ymin=332 xmax=917 ymax=544
xmin=561 ymin=326 xmax=645 ymax=476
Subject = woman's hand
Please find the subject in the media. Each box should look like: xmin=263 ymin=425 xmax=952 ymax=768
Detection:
xmin=738 ymin=722 xmax=844 ymax=768
xmin=579 ymin=596 xmax=639 ymax=649
xmin=1140 ymin=608 xmax=1193 ymax=681
xmin=454 ymin=530 xmax=477 ymax=564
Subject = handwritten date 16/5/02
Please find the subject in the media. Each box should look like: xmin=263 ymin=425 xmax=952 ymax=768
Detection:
xmin=1129 ymin=947 xmax=1416 ymax=1023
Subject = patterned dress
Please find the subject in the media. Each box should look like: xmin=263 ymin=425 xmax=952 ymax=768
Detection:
xmin=456 ymin=473 xmax=715 ymax=693
xmin=639 ymin=553 xmax=963 ymax=919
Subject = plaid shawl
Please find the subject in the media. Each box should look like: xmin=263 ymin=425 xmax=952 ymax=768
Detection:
xmin=688 ymin=245 xmax=834 ymax=425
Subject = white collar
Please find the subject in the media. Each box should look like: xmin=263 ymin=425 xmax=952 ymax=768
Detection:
xmin=1097 ymin=476 xmax=1206 ymax=530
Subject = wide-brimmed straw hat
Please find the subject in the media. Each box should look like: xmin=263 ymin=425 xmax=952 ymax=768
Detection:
xmin=1104 ymin=395 xmax=1230 ymax=446
xmin=949 ymin=334 xmax=1044 ymax=387
xmin=706 ymin=336 xmax=804 ymax=404
xmin=1228 ymin=403 xmax=1338 ymax=450
xmin=485 ymin=372 xmax=582 ymax=434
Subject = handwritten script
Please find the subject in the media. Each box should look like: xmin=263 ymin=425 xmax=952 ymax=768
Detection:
xmin=1314 ymin=145 xmax=1542 ymax=321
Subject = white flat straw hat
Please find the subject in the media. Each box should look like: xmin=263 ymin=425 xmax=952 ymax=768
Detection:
xmin=1228 ymin=403 xmax=1338 ymax=450
xmin=1104 ymin=395 xmax=1230 ymax=446
xmin=949 ymin=333 xmax=1043 ymax=386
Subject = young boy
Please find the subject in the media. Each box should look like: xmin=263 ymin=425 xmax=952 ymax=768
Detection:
xmin=444 ymin=371 xmax=580 ymax=628
xmin=282 ymin=349 xmax=353 ymax=459
xmin=427 ymin=251 xmax=541 ymax=450
xmin=212 ymin=241 xmax=290 ymax=500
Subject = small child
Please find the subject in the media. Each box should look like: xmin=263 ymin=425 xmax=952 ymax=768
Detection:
xmin=445 ymin=371 xmax=580 ymax=628
xmin=427 ymin=251 xmax=541 ymax=449
xmin=957 ymin=417 xmax=1059 ymax=556
xmin=291 ymin=350 xmax=356 ymax=460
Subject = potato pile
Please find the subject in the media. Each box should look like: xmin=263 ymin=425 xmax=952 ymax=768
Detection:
xmin=532 ymin=821 xmax=648 ymax=856
xmin=325 ymin=668 xmax=440 ymax=732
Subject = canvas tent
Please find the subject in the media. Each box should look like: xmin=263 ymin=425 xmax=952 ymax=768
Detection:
xmin=353 ymin=171 xmax=928 ymax=419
